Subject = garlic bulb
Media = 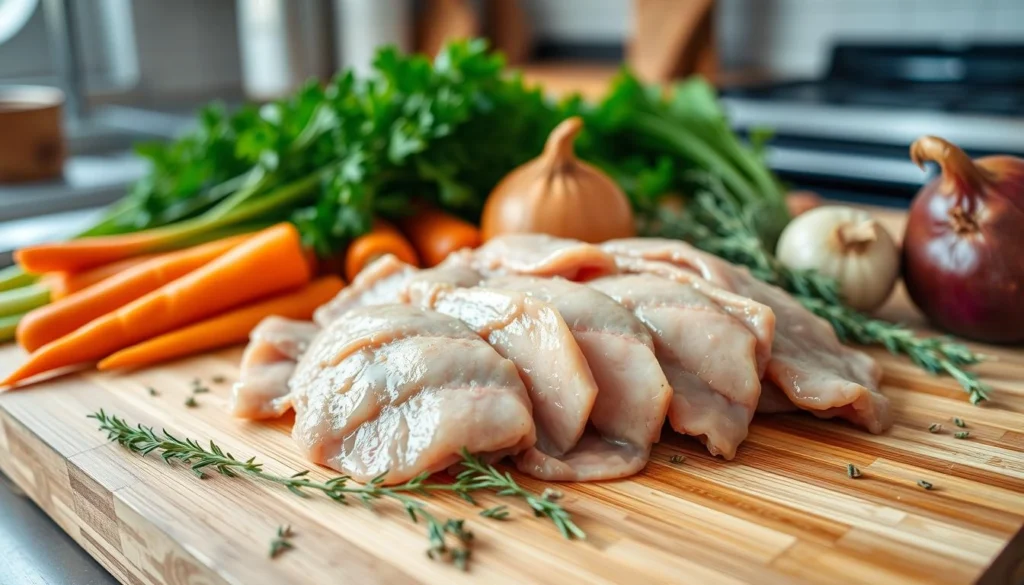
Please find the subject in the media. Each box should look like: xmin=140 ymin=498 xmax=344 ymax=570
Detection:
xmin=776 ymin=206 xmax=900 ymax=312
xmin=480 ymin=117 xmax=635 ymax=243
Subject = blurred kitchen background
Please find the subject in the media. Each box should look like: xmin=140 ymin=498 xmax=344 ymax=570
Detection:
xmin=1 ymin=0 xmax=1023 ymax=264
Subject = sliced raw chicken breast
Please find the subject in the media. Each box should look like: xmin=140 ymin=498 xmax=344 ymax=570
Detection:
xmin=402 ymin=262 xmax=483 ymax=306
xmin=424 ymin=288 xmax=599 ymax=458
xmin=230 ymin=316 xmax=319 ymax=420
xmin=488 ymin=275 xmax=672 ymax=481
xmin=602 ymin=238 xmax=891 ymax=433
xmin=464 ymin=234 xmax=618 ymax=281
xmin=314 ymin=255 xmax=482 ymax=326
xmin=314 ymin=254 xmax=416 ymax=326
xmin=290 ymin=304 xmax=535 ymax=484
xmin=590 ymin=274 xmax=765 ymax=459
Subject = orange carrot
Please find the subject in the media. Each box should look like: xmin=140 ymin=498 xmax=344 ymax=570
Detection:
xmin=397 ymin=208 xmax=481 ymax=267
xmin=2 ymin=223 xmax=310 ymax=387
xmin=14 ymin=223 xmax=260 ymax=274
xmin=17 ymin=232 xmax=177 ymax=274
xmin=97 ymin=276 xmax=343 ymax=371
xmin=42 ymin=254 xmax=159 ymax=300
xmin=344 ymin=219 xmax=419 ymax=282
xmin=16 ymin=234 xmax=252 ymax=352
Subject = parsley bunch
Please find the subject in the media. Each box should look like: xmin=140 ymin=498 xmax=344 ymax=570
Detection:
xmin=79 ymin=40 xmax=559 ymax=258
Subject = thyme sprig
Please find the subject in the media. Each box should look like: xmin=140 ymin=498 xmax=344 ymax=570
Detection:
xmin=269 ymin=525 xmax=294 ymax=558
xmin=646 ymin=187 xmax=991 ymax=404
xmin=453 ymin=448 xmax=586 ymax=540
xmin=89 ymin=410 xmax=583 ymax=569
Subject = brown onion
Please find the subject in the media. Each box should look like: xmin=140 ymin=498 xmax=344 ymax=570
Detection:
xmin=481 ymin=117 xmax=635 ymax=243
xmin=903 ymin=135 xmax=1024 ymax=343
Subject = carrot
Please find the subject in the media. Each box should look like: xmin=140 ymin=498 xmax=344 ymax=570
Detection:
xmin=14 ymin=222 xmax=267 ymax=274
xmin=344 ymin=219 xmax=419 ymax=282
xmin=2 ymin=223 xmax=311 ymax=387
xmin=397 ymin=208 xmax=481 ymax=267
xmin=42 ymin=254 xmax=158 ymax=300
xmin=97 ymin=276 xmax=343 ymax=371
xmin=15 ymin=234 xmax=253 ymax=353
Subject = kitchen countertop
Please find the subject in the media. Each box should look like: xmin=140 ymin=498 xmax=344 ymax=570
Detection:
xmin=0 ymin=471 xmax=115 ymax=585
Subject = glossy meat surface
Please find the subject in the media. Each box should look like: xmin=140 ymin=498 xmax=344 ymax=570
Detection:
xmin=489 ymin=276 xmax=672 ymax=480
xmin=466 ymin=234 xmax=619 ymax=281
xmin=426 ymin=288 xmax=598 ymax=457
xmin=314 ymin=255 xmax=415 ymax=326
xmin=290 ymin=304 xmax=535 ymax=484
xmin=603 ymin=238 xmax=891 ymax=433
xmin=590 ymin=274 xmax=764 ymax=459
xmin=230 ymin=316 xmax=319 ymax=420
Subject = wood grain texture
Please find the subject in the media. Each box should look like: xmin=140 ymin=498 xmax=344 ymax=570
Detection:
xmin=1 ymin=210 xmax=1022 ymax=584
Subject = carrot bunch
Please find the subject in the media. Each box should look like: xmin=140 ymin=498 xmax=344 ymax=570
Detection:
xmin=341 ymin=207 xmax=481 ymax=280
xmin=2 ymin=223 xmax=341 ymax=387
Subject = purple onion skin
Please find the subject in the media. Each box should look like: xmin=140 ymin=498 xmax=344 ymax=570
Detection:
xmin=903 ymin=137 xmax=1024 ymax=344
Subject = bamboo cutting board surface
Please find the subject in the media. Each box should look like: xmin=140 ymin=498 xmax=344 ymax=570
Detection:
xmin=1 ymin=219 xmax=1023 ymax=585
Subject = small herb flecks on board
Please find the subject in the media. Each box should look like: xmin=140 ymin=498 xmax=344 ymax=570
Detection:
xmin=88 ymin=410 xmax=584 ymax=570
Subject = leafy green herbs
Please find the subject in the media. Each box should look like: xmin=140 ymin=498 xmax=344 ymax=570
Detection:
xmin=454 ymin=448 xmax=585 ymax=540
xmin=269 ymin=525 xmax=295 ymax=559
xmin=89 ymin=410 xmax=583 ymax=569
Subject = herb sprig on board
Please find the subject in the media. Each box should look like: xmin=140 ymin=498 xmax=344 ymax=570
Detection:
xmin=646 ymin=182 xmax=991 ymax=404
xmin=89 ymin=410 xmax=583 ymax=569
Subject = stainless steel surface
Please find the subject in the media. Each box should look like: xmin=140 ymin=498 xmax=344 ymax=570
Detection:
xmin=0 ymin=152 xmax=145 ymax=222
xmin=0 ymin=207 xmax=105 ymax=266
xmin=41 ymin=0 xmax=85 ymax=120
xmin=721 ymin=97 xmax=1024 ymax=154
xmin=0 ymin=471 xmax=116 ymax=585
xmin=763 ymin=145 xmax=929 ymax=187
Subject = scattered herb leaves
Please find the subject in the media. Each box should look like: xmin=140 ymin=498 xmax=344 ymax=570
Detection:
xmin=846 ymin=464 xmax=862 ymax=479
xmin=928 ymin=423 xmax=941 ymax=433
xmin=953 ymin=417 xmax=966 ymax=428
xmin=480 ymin=505 xmax=510 ymax=520
xmin=212 ymin=375 xmax=226 ymax=384
xmin=146 ymin=386 xmax=159 ymax=397
xmin=917 ymin=480 xmax=934 ymax=490
xmin=954 ymin=431 xmax=970 ymax=439
xmin=453 ymin=448 xmax=585 ymax=541
xmin=269 ymin=525 xmax=294 ymax=558
xmin=88 ymin=410 xmax=584 ymax=569
xmin=184 ymin=396 xmax=198 ymax=408
xmin=669 ymin=455 xmax=685 ymax=464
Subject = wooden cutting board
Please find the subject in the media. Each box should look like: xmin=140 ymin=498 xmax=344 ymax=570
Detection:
xmin=1 ymin=228 xmax=1022 ymax=584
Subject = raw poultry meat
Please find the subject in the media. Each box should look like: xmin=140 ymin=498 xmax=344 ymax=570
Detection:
xmin=311 ymin=256 xmax=602 ymax=466
xmin=313 ymin=254 xmax=418 ymax=326
xmin=462 ymin=233 xmax=618 ymax=280
xmin=290 ymin=304 xmax=535 ymax=484
xmin=230 ymin=316 xmax=319 ymax=420
xmin=314 ymin=254 xmax=483 ymax=323
xmin=590 ymin=274 xmax=767 ymax=459
xmin=489 ymin=276 xmax=673 ymax=480
xmin=426 ymin=287 xmax=599 ymax=458
xmin=239 ymin=232 xmax=894 ymax=484
xmin=602 ymin=238 xmax=892 ymax=433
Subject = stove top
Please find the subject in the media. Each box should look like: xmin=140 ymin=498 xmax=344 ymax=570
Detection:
xmin=720 ymin=43 xmax=1024 ymax=205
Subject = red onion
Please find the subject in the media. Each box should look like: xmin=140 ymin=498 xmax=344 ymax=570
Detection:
xmin=903 ymin=136 xmax=1024 ymax=343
